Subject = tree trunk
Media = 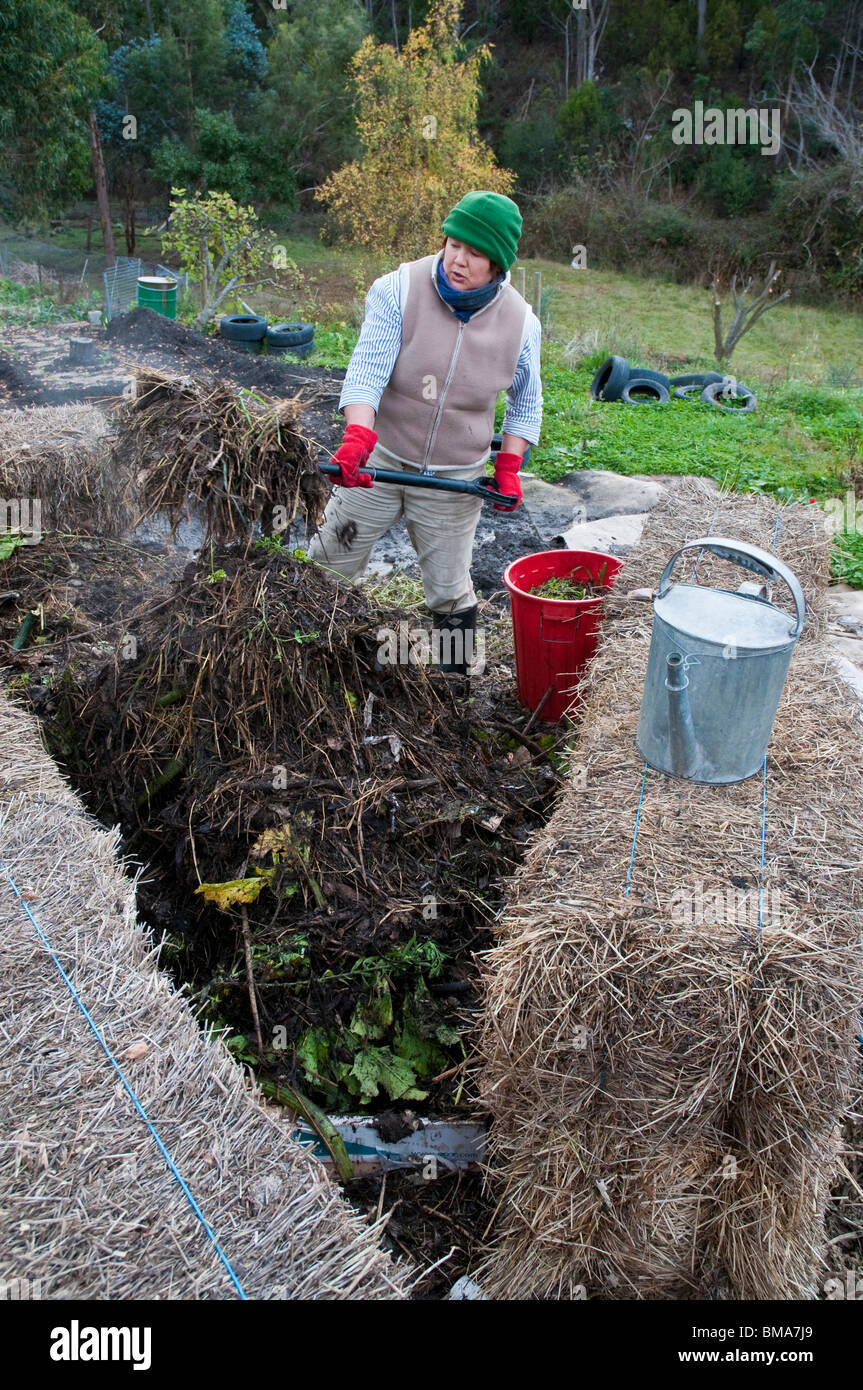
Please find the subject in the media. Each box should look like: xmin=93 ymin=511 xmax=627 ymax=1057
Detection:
xmin=123 ymin=167 xmax=136 ymax=257
xmin=564 ymin=10 xmax=571 ymax=94
xmin=696 ymin=0 xmax=707 ymax=69
xmin=88 ymin=108 xmax=116 ymax=268
xmin=391 ymin=0 xmax=399 ymax=52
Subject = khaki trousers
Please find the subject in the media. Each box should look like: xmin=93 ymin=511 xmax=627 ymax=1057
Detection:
xmin=307 ymin=446 xmax=486 ymax=613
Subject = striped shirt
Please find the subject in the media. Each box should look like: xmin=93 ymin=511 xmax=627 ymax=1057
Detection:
xmin=339 ymin=250 xmax=543 ymax=448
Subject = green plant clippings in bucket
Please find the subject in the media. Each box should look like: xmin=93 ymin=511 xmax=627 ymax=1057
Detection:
xmin=529 ymin=563 xmax=608 ymax=601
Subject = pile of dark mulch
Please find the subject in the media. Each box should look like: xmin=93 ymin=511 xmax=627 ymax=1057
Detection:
xmin=8 ymin=539 xmax=559 ymax=1118
xmin=0 ymin=535 xmax=184 ymax=679
xmin=107 ymin=307 xmax=344 ymax=395
xmin=346 ymin=1170 xmax=491 ymax=1299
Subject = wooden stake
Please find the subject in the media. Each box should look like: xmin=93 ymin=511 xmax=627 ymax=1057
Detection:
xmin=533 ymin=271 xmax=542 ymax=315
xmin=240 ymin=905 xmax=264 ymax=1056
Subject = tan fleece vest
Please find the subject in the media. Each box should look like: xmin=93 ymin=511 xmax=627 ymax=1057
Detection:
xmin=374 ymin=254 xmax=530 ymax=471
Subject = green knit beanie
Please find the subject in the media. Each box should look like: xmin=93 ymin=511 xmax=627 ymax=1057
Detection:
xmin=441 ymin=191 xmax=522 ymax=271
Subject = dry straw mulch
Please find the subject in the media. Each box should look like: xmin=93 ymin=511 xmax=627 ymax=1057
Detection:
xmin=115 ymin=368 xmax=329 ymax=542
xmin=0 ymin=402 xmax=127 ymax=536
xmin=0 ymin=691 xmax=407 ymax=1299
xmin=477 ymin=479 xmax=863 ymax=1301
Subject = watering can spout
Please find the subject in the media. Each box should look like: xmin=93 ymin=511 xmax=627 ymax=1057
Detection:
xmin=665 ymin=652 xmax=700 ymax=779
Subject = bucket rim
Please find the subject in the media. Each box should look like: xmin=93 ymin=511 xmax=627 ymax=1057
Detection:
xmin=137 ymin=275 xmax=177 ymax=288
xmin=503 ymin=548 xmax=622 ymax=606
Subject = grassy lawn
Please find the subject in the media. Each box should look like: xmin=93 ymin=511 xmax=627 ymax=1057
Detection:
xmin=532 ymin=349 xmax=862 ymax=500
xmin=538 ymin=262 xmax=862 ymax=385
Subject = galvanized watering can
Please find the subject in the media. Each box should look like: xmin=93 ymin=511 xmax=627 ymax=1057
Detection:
xmin=636 ymin=538 xmax=806 ymax=784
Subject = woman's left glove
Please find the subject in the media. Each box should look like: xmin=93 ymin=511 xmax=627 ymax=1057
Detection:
xmin=491 ymin=452 xmax=524 ymax=512
xmin=332 ymin=423 xmax=378 ymax=488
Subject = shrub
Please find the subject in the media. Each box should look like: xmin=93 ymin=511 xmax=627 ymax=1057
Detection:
xmin=500 ymin=110 xmax=561 ymax=190
xmin=637 ymin=204 xmax=695 ymax=247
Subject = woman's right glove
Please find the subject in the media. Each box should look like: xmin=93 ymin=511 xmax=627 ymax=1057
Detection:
xmin=332 ymin=423 xmax=377 ymax=488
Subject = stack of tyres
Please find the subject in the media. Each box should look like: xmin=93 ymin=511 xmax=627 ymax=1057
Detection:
xmin=219 ymin=314 xmax=267 ymax=354
xmin=590 ymin=357 xmax=757 ymax=411
xmin=266 ymin=322 xmax=315 ymax=359
xmin=590 ymin=355 xmax=671 ymax=404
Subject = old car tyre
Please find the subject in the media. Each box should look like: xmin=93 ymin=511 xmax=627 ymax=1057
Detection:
xmin=621 ymin=377 xmax=671 ymax=404
xmin=219 ymin=313 xmax=267 ymax=342
xmin=590 ymin=355 xmax=631 ymax=401
xmin=701 ymin=380 xmax=757 ymax=413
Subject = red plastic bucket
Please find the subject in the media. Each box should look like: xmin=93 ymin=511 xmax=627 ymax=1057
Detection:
xmin=503 ymin=549 xmax=624 ymax=722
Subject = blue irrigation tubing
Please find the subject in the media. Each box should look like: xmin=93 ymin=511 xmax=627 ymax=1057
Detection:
xmin=624 ymin=763 xmax=649 ymax=900
xmin=0 ymin=858 xmax=247 ymax=1300
xmin=756 ymin=514 xmax=782 ymax=943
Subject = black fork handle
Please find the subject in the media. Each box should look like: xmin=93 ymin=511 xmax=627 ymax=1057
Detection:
xmin=318 ymin=461 xmax=518 ymax=508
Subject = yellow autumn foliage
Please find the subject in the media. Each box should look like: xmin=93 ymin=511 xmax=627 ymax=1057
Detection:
xmin=317 ymin=0 xmax=514 ymax=261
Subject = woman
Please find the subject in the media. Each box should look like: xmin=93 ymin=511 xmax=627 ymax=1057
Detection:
xmin=309 ymin=190 xmax=543 ymax=680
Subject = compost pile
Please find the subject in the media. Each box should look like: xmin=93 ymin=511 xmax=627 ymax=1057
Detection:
xmin=0 ymin=370 xmax=558 ymax=1121
xmin=105 ymin=307 xmax=347 ymax=418
xmin=45 ymin=545 xmax=555 ymax=1113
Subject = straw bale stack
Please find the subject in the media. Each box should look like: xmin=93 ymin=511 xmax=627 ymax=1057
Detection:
xmin=477 ymin=480 xmax=863 ymax=1300
xmin=0 ymin=403 xmax=129 ymax=536
xmin=0 ymin=691 xmax=406 ymax=1299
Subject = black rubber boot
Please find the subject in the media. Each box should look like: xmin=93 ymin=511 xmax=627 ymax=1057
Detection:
xmin=431 ymin=605 xmax=478 ymax=690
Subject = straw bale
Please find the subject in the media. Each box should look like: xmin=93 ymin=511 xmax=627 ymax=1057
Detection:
xmin=0 ymin=403 xmax=130 ymax=536
xmin=0 ymin=691 xmax=407 ymax=1299
xmin=478 ymin=480 xmax=863 ymax=1300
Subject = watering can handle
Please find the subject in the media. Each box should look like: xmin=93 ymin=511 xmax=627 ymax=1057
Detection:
xmin=657 ymin=537 xmax=806 ymax=637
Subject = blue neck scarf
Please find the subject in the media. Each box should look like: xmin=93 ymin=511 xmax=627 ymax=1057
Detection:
xmin=436 ymin=258 xmax=503 ymax=322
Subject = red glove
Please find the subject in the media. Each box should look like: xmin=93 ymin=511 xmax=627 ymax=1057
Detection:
xmin=491 ymin=451 xmax=523 ymax=512
xmin=332 ymin=423 xmax=377 ymax=487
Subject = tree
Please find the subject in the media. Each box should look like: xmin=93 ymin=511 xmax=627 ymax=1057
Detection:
xmin=159 ymin=187 xmax=278 ymax=329
xmin=255 ymin=0 xmax=369 ymax=197
xmin=154 ymin=108 xmax=259 ymax=204
xmin=317 ymin=0 xmax=514 ymax=258
xmin=0 ymin=0 xmax=105 ymax=219
xmin=95 ymin=34 xmax=186 ymax=254
xmin=88 ymin=109 xmax=117 ymax=264
xmin=574 ymin=0 xmax=611 ymax=88
xmin=711 ymin=262 xmax=791 ymax=365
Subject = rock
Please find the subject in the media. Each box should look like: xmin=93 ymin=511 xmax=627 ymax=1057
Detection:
xmin=830 ymin=651 xmax=863 ymax=703
xmin=555 ymin=469 xmax=666 ymax=520
xmin=518 ymin=473 xmax=590 ymax=538
xmin=555 ymin=513 xmax=649 ymax=555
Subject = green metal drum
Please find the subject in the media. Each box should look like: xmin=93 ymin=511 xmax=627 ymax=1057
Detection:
xmin=137 ymin=275 xmax=178 ymax=319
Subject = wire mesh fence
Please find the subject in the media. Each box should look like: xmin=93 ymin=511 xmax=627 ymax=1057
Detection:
xmin=0 ymin=236 xmax=107 ymax=281
xmin=103 ymin=259 xmax=187 ymax=320
xmin=1 ymin=235 xmax=185 ymax=319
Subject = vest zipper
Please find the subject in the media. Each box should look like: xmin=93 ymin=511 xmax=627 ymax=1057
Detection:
xmin=422 ymin=320 xmax=466 ymax=472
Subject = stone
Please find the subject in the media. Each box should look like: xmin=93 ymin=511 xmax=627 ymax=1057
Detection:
xmin=554 ymin=469 xmax=667 ymax=520
xmin=555 ymin=512 xmax=649 ymax=555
